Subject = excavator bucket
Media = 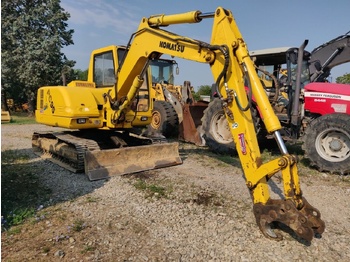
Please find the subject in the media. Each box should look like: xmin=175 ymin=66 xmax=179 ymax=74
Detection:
xmin=85 ymin=142 xmax=182 ymax=180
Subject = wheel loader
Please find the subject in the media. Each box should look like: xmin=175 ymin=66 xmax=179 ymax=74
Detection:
xmin=33 ymin=7 xmax=325 ymax=241
xmin=203 ymin=32 xmax=350 ymax=174
xmin=146 ymin=58 xmax=208 ymax=145
xmin=146 ymin=59 xmax=181 ymax=138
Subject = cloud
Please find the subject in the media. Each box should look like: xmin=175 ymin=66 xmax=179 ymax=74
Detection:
xmin=61 ymin=0 xmax=139 ymax=35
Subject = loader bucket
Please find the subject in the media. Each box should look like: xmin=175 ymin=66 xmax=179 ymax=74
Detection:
xmin=179 ymin=101 xmax=208 ymax=146
xmin=84 ymin=142 xmax=182 ymax=180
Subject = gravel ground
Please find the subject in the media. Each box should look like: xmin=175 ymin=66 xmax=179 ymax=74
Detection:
xmin=1 ymin=124 xmax=350 ymax=261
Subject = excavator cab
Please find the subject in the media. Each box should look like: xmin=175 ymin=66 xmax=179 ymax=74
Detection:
xmin=150 ymin=58 xmax=177 ymax=85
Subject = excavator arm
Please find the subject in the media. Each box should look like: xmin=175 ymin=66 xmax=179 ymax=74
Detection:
xmin=106 ymin=7 xmax=325 ymax=241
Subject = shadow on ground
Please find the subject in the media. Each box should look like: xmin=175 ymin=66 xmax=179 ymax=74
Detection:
xmin=1 ymin=148 xmax=106 ymax=230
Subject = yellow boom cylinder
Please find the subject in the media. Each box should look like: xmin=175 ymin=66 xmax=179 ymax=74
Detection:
xmin=148 ymin=11 xmax=202 ymax=27
xmin=235 ymin=46 xmax=282 ymax=133
xmin=243 ymin=55 xmax=282 ymax=133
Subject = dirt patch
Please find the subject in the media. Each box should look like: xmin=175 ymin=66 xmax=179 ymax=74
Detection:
xmin=1 ymin=124 xmax=350 ymax=261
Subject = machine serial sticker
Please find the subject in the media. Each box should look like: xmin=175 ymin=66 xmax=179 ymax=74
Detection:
xmin=238 ymin=133 xmax=247 ymax=155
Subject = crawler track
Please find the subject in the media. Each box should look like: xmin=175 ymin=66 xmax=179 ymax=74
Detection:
xmin=32 ymin=131 xmax=101 ymax=172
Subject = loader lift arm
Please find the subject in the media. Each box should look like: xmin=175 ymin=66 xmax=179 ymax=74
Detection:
xmin=106 ymin=7 xmax=325 ymax=241
xmin=310 ymin=31 xmax=350 ymax=82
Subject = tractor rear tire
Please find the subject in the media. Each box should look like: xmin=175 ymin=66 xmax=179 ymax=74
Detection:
xmin=147 ymin=101 xmax=179 ymax=138
xmin=201 ymin=98 xmax=236 ymax=155
xmin=302 ymin=113 xmax=350 ymax=174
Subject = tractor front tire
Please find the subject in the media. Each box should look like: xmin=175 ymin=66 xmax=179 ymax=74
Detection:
xmin=201 ymin=98 xmax=236 ymax=155
xmin=302 ymin=113 xmax=350 ymax=174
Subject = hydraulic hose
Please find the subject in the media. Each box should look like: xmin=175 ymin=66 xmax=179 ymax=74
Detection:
xmin=234 ymin=63 xmax=252 ymax=112
xmin=199 ymin=43 xmax=230 ymax=99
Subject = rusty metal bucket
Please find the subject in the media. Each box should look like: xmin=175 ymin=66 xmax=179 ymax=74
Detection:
xmin=179 ymin=101 xmax=208 ymax=146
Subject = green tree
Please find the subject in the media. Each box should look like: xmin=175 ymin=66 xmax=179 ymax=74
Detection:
xmin=197 ymin=85 xmax=212 ymax=96
xmin=336 ymin=73 xmax=350 ymax=84
xmin=193 ymin=84 xmax=212 ymax=101
xmin=1 ymin=0 xmax=75 ymax=114
xmin=63 ymin=69 xmax=88 ymax=85
xmin=75 ymin=69 xmax=89 ymax=81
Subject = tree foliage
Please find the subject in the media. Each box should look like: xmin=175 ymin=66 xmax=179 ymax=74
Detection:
xmin=1 ymin=0 xmax=75 ymax=113
xmin=197 ymin=85 xmax=212 ymax=96
xmin=336 ymin=73 xmax=350 ymax=84
xmin=75 ymin=69 xmax=89 ymax=81
xmin=192 ymin=85 xmax=212 ymax=101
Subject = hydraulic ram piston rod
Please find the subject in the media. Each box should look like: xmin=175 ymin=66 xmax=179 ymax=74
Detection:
xmin=148 ymin=11 xmax=215 ymax=27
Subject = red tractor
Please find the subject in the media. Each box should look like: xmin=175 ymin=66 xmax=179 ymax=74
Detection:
xmin=202 ymin=32 xmax=350 ymax=174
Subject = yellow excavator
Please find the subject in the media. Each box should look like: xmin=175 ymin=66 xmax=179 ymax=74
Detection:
xmin=33 ymin=7 xmax=325 ymax=241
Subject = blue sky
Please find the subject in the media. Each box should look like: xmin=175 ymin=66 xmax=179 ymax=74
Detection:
xmin=61 ymin=0 xmax=350 ymax=88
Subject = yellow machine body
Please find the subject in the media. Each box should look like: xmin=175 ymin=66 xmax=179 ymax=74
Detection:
xmin=36 ymin=46 xmax=153 ymax=130
xmin=34 ymin=45 xmax=181 ymax=180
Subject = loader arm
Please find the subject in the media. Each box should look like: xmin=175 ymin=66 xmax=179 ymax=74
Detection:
xmin=106 ymin=7 xmax=325 ymax=241
xmin=310 ymin=32 xmax=350 ymax=82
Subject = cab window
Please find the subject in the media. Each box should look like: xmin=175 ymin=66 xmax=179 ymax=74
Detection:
xmin=94 ymin=51 xmax=115 ymax=87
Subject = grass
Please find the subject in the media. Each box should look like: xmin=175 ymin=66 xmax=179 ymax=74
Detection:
xmin=85 ymin=196 xmax=100 ymax=203
xmin=133 ymin=179 xmax=168 ymax=199
xmin=42 ymin=246 xmax=51 ymax=254
xmin=1 ymin=112 xmax=53 ymax=230
xmin=1 ymin=150 xmax=51 ymax=231
xmin=2 ymin=112 xmax=36 ymax=125
xmin=1 ymin=150 xmax=31 ymax=163
xmin=81 ymin=245 xmax=96 ymax=254
xmin=71 ymin=219 xmax=86 ymax=232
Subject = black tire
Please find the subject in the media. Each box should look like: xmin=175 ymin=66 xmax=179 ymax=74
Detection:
xmin=201 ymin=98 xmax=236 ymax=155
xmin=251 ymin=105 xmax=267 ymax=141
xmin=147 ymin=101 xmax=179 ymax=138
xmin=302 ymin=113 xmax=350 ymax=174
